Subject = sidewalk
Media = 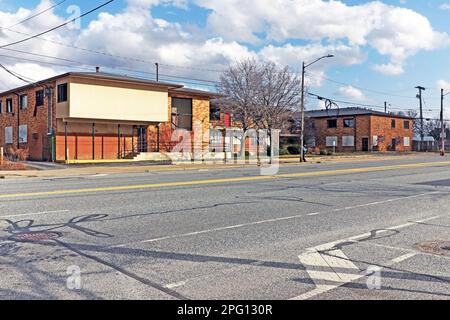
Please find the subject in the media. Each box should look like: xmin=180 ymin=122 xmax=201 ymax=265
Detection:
xmin=0 ymin=153 xmax=433 ymax=179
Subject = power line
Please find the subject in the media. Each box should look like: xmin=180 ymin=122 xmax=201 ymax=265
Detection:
xmin=0 ymin=52 xmax=219 ymax=88
xmin=5 ymin=0 xmax=67 ymax=29
xmin=0 ymin=0 xmax=115 ymax=49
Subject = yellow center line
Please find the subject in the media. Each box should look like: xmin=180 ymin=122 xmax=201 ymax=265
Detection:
xmin=1 ymin=161 xmax=450 ymax=199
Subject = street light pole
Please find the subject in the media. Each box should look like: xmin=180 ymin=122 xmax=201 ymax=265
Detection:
xmin=300 ymin=62 xmax=306 ymax=163
xmin=441 ymin=89 xmax=449 ymax=156
xmin=300 ymin=54 xmax=334 ymax=163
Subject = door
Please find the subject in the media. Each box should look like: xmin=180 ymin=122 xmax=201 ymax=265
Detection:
xmin=137 ymin=127 xmax=147 ymax=153
xmin=391 ymin=138 xmax=397 ymax=151
xmin=362 ymin=137 xmax=369 ymax=152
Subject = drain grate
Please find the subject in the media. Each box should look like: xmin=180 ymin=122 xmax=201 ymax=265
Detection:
xmin=416 ymin=241 xmax=450 ymax=257
xmin=11 ymin=232 xmax=61 ymax=242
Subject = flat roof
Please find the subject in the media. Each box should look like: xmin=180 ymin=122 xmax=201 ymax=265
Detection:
xmin=305 ymin=107 xmax=413 ymax=119
xmin=0 ymin=72 xmax=217 ymax=96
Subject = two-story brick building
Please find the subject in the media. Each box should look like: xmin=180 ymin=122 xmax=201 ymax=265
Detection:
xmin=306 ymin=108 xmax=414 ymax=153
xmin=0 ymin=71 xmax=218 ymax=162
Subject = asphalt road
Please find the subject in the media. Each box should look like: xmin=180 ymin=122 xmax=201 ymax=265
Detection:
xmin=0 ymin=155 xmax=450 ymax=300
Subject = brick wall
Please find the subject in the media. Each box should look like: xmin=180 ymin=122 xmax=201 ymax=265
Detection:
xmin=371 ymin=116 xmax=413 ymax=152
xmin=151 ymin=94 xmax=211 ymax=153
xmin=0 ymin=83 xmax=57 ymax=160
xmin=312 ymin=114 xmax=413 ymax=153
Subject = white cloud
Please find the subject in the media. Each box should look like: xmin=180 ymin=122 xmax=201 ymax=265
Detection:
xmin=336 ymin=85 xmax=367 ymax=101
xmin=440 ymin=3 xmax=450 ymax=10
xmin=195 ymin=0 xmax=449 ymax=75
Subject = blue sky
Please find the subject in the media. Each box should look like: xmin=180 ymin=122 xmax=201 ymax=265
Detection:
xmin=1 ymin=0 xmax=450 ymax=118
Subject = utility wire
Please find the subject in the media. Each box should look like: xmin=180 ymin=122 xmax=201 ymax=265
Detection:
xmin=5 ymin=0 xmax=67 ymax=28
xmin=0 ymin=0 xmax=115 ymax=49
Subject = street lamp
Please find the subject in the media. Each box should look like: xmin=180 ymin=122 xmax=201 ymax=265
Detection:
xmin=441 ymin=89 xmax=450 ymax=156
xmin=300 ymin=54 xmax=334 ymax=162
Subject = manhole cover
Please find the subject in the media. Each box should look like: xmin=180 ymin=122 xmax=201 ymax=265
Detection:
xmin=10 ymin=232 xmax=61 ymax=242
xmin=416 ymin=241 xmax=450 ymax=257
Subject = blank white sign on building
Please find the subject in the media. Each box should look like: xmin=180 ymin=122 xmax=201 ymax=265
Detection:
xmin=326 ymin=136 xmax=338 ymax=147
xmin=5 ymin=127 xmax=13 ymax=144
xmin=342 ymin=136 xmax=355 ymax=147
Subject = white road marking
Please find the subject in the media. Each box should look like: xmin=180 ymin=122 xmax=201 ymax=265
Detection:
xmin=391 ymin=252 xmax=418 ymax=264
xmin=307 ymin=212 xmax=320 ymax=216
xmin=112 ymin=191 xmax=441 ymax=249
xmin=290 ymin=215 xmax=441 ymax=300
xmin=0 ymin=210 xmax=70 ymax=219
xmin=165 ymin=281 xmax=186 ymax=289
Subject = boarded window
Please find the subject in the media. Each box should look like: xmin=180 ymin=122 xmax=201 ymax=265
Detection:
xmin=373 ymin=135 xmax=379 ymax=147
xmin=5 ymin=127 xmax=13 ymax=144
xmin=19 ymin=125 xmax=27 ymax=144
xmin=342 ymin=136 xmax=355 ymax=147
xmin=326 ymin=136 xmax=338 ymax=147
xmin=404 ymin=137 xmax=411 ymax=147
xmin=172 ymin=98 xmax=193 ymax=131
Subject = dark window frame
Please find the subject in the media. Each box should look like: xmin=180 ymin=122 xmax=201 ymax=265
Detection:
xmin=0 ymin=100 xmax=2 ymax=114
xmin=391 ymin=119 xmax=396 ymax=129
xmin=19 ymin=94 xmax=28 ymax=110
xmin=327 ymin=119 xmax=338 ymax=128
xmin=403 ymin=120 xmax=410 ymax=129
xmin=172 ymin=98 xmax=193 ymax=131
xmin=6 ymin=98 xmax=13 ymax=113
xmin=57 ymin=83 xmax=68 ymax=103
xmin=36 ymin=90 xmax=45 ymax=107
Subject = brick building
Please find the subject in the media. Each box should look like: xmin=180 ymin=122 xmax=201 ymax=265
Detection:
xmin=0 ymin=71 xmax=218 ymax=162
xmin=306 ymin=108 xmax=414 ymax=153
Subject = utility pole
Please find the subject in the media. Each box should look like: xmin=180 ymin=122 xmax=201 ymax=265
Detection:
xmin=416 ymin=86 xmax=426 ymax=152
xmin=300 ymin=61 xmax=306 ymax=163
xmin=384 ymin=101 xmax=387 ymax=113
xmin=155 ymin=63 xmax=159 ymax=82
xmin=441 ymin=89 xmax=445 ymax=156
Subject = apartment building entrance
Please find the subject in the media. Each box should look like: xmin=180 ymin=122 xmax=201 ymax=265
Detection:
xmin=362 ymin=137 xmax=369 ymax=152
xmin=137 ymin=127 xmax=148 ymax=153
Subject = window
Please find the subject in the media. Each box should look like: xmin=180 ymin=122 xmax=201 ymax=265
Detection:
xmin=391 ymin=119 xmax=396 ymax=129
xmin=343 ymin=118 xmax=355 ymax=128
xmin=326 ymin=136 xmax=338 ymax=147
xmin=19 ymin=94 xmax=28 ymax=110
xmin=5 ymin=127 xmax=13 ymax=144
xmin=172 ymin=98 xmax=193 ymax=131
xmin=57 ymin=83 xmax=68 ymax=103
xmin=36 ymin=90 xmax=44 ymax=107
xmin=342 ymin=136 xmax=355 ymax=147
xmin=327 ymin=119 xmax=338 ymax=128
xmin=0 ymin=101 xmax=2 ymax=113
xmin=6 ymin=98 xmax=13 ymax=113
xmin=19 ymin=125 xmax=27 ymax=144
xmin=404 ymin=137 xmax=411 ymax=147
xmin=404 ymin=121 xmax=410 ymax=129
xmin=210 ymin=105 xmax=220 ymax=121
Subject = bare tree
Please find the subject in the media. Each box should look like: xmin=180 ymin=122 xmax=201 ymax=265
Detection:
xmin=217 ymin=59 xmax=301 ymax=159
xmin=217 ymin=59 xmax=261 ymax=132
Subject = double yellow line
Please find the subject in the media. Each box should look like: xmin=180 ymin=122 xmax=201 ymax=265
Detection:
xmin=1 ymin=161 xmax=450 ymax=199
